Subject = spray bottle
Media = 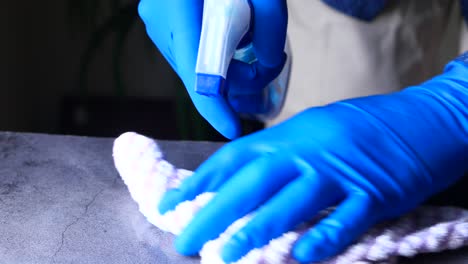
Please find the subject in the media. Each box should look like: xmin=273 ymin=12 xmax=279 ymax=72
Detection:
xmin=195 ymin=0 xmax=292 ymax=121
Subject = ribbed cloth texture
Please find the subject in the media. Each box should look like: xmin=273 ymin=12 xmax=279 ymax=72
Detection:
xmin=113 ymin=132 xmax=468 ymax=264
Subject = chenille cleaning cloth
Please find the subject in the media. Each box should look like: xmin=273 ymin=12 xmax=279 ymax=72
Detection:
xmin=112 ymin=132 xmax=468 ymax=264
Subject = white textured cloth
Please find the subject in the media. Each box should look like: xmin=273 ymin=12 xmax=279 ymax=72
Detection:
xmin=113 ymin=132 xmax=468 ymax=264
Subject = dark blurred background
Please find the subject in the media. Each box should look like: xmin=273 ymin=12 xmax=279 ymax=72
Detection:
xmin=0 ymin=0 xmax=262 ymax=141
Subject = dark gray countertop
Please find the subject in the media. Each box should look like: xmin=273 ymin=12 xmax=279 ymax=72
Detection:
xmin=0 ymin=132 xmax=466 ymax=264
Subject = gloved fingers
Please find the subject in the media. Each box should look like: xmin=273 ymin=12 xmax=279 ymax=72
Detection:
xmin=226 ymin=61 xmax=284 ymax=114
xmin=140 ymin=0 xmax=241 ymax=139
xmin=293 ymin=194 xmax=378 ymax=263
xmin=173 ymin=153 xmax=300 ymax=256
xmin=223 ymin=0 xmax=288 ymax=114
xmin=221 ymin=171 xmax=341 ymax=263
xmin=226 ymin=59 xmax=284 ymax=114
xmin=138 ymin=0 xmax=175 ymax=68
xmin=226 ymin=59 xmax=285 ymax=95
xmin=158 ymin=140 xmax=259 ymax=214
xmin=185 ymin=92 xmax=242 ymax=140
xmin=249 ymin=0 xmax=288 ymax=68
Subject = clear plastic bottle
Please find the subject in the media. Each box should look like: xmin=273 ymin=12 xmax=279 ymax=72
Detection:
xmin=195 ymin=0 xmax=292 ymax=122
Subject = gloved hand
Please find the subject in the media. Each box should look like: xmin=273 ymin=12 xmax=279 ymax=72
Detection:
xmin=138 ymin=0 xmax=288 ymax=139
xmin=158 ymin=57 xmax=468 ymax=263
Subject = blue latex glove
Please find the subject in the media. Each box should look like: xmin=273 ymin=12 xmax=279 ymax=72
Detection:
xmin=159 ymin=56 xmax=468 ymax=263
xmin=138 ymin=0 xmax=288 ymax=139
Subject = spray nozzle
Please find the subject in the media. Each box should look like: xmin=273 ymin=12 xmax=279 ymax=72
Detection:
xmin=195 ymin=0 xmax=252 ymax=97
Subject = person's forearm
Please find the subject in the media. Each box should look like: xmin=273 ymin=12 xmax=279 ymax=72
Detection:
xmin=338 ymin=53 xmax=468 ymax=198
xmin=304 ymin=53 xmax=468 ymax=190
xmin=407 ymin=54 xmax=468 ymax=180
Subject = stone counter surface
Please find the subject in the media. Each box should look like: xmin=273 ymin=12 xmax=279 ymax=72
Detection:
xmin=0 ymin=132 xmax=466 ymax=264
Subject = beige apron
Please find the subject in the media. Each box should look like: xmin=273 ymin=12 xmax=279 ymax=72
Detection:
xmin=269 ymin=0 xmax=463 ymax=126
